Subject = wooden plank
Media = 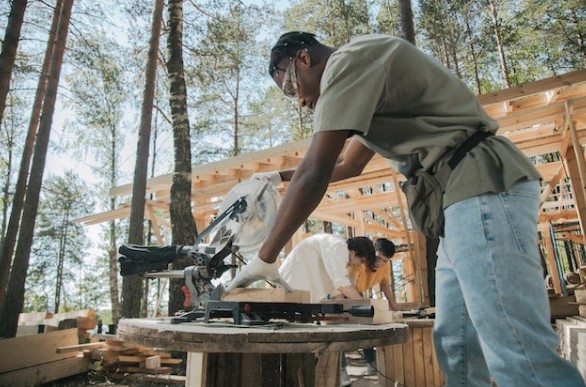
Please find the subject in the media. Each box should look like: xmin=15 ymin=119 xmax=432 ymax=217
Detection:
xmin=17 ymin=311 xmax=53 ymax=326
xmin=145 ymin=355 xmax=161 ymax=369
xmin=393 ymin=343 xmax=407 ymax=385
xmin=431 ymin=333 xmax=444 ymax=387
xmin=422 ymin=326 xmax=436 ymax=387
xmin=403 ymin=332 xmax=415 ymax=387
xmin=160 ymin=357 xmax=183 ymax=365
xmin=284 ymin=353 xmax=315 ymax=387
xmin=57 ymin=341 xmax=105 ymax=353
xmin=0 ymin=355 xmax=89 ymax=387
xmin=260 ymin=353 xmax=282 ymax=387
xmin=412 ymin=327 xmax=426 ymax=387
xmin=314 ymin=351 xmax=339 ymax=387
xmin=0 ymin=328 xmax=79 ymax=374
xmin=221 ymin=288 xmax=310 ymax=303
xmin=478 ymin=69 xmax=586 ymax=106
xmin=207 ymin=353 xmax=241 ymax=387
xmin=186 ymin=352 xmax=207 ymax=387
xmin=377 ymin=345 xmax=396 ymax=386
xmin=241 ymin=353 xmax=262 ymax=387
xmin=15 ymin=325 xmax=43 ymax=337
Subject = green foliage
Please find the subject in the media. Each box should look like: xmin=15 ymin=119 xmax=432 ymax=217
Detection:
xmin=25 ymin=171 xmax=101 ymax=312
xmin=375 ymin=0 xmax=402 ymax=36
xmin=283 ymin=0 xmax=373 ymax=46
xmin=187 ymin=0 xmax=281 ymax=159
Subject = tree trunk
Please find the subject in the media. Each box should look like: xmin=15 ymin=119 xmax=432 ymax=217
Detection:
xmin=487 ymin=0 xmax=510 ymax=87
xmin=0 ymin=0 xmax=73 ymax=338
xmin=0 ymin=0 xmax=27 ymax=128
xmin=398 ymin=0 xmax=416 ymax=45
xmin=0 ymin=0 xmax=61 ymax=304
xmin=465 ymin=18 xmax=482 ymax=94
xmin=109 ymin=127 xmax=121 ymax=323
xmin=54 ymin=206 xmax=70 ymax=313
xmin=166 ymin=0 xmax=197 ymax=315
xmin=121 ymin=0 xmax=164 ymax=319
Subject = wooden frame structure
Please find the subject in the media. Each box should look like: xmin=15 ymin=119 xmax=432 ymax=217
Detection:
xmin=78 ymin=69 xmax=586 ymax=305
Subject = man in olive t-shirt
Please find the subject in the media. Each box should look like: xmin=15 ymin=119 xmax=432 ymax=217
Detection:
xmin=226 ymin=32 xmax=584 ymax=386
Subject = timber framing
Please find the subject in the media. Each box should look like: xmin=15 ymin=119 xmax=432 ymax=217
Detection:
xmin=78 ymin=69 xmax=586 ymax=299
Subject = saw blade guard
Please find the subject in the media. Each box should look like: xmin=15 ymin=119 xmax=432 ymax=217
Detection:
xmin=218 ymin=179 xmax=280 ymax=255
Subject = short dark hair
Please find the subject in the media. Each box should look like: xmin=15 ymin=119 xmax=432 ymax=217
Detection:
xmin=347 ymin=237 xmax=376 ymax=271
xmin=269 ymin=31 xmax=319 ymax=76
xmin=375 ymin=238 xmax=396 ymax=258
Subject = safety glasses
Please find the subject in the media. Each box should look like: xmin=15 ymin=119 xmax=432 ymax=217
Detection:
xmin=281 ymin=58 xmax=298 ymax=100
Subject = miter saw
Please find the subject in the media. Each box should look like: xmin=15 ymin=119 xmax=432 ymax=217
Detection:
xmin=118 ymin=180 xmax=279 ymax=321
xmin=117 ymin=179 xmax=374 ymax=325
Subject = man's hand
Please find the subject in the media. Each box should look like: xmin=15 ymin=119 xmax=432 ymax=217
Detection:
xmin=251 ymin=171 xmax=282 ymax=187
xmin=225 ymin=255 xmax=292 ymax=292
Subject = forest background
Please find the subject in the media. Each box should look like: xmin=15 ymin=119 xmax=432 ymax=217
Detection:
xmin=0 ymin=0 xmax=583 ymax=337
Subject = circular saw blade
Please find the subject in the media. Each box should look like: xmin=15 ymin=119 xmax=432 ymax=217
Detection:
xmin=219 ymin=179 xmax=279 ymax=255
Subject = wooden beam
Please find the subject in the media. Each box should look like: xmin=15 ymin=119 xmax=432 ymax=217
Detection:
xmin=478 ymin=69 xmax=586 ymax=106
xmin=539 ymin=224 xmax=563 ymax=296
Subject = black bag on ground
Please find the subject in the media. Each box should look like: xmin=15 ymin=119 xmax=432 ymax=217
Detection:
xmin=400 ymin=131 xmax=493 ymax=237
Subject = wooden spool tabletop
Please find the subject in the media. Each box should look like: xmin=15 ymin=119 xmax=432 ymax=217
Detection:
xmin=118 ymin=318 xmax=409 ymax=354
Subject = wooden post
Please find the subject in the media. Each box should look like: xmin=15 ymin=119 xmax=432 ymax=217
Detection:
xmin=539 ymin=224 xmax=563 ymax=295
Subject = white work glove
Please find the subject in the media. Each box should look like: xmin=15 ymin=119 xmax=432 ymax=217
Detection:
xmin=251 ymin=171 xmax=282 ymax=187
xmin=225 ymin=255 xmax=292 ymax=292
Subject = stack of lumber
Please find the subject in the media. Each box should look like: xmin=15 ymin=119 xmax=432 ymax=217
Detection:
xmin=556 ymin=316 xmax=586 ymax=380
xmin=17 ymin=309 xmax=96 ymax=342
xmin=575 ymin=289 xmax=586 ymax=317
xmin=57 ymin=338 xmax=186 ymax=384
xmin=82 ymin=339 xmax=184 ymax=381
xmin=0 ymin=328 xmax=89 ymax=386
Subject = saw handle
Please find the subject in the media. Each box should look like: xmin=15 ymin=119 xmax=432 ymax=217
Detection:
xmin=346 ymin=305 xmax=375 ymax=317
xmin=118 ymin=244 xmax=184 ymax=276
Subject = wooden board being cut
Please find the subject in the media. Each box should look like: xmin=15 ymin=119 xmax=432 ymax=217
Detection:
xmin=221 ymin=288 xmax=310 ymax=303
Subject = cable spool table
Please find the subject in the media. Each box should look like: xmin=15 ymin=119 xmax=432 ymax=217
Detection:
xmin=118 ymin=318 xmax=409 ymax=387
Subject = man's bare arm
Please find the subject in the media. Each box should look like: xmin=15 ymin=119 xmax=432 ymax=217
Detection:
xmin=276 ymin=137 xmax=374 ymax=184
xmin=380 ymin=280 xmax=398 ymax=310
xmin=338 ymin=284 xmax=363 ymax=299
xmin=258 ymin=130 xmax=351 ymax=263
xmin=330 ymin=137 xmax=375 ymax=182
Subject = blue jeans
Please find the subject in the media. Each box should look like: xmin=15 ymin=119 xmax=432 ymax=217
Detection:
xmin=434 ymin=180 xmax=584 ymax=386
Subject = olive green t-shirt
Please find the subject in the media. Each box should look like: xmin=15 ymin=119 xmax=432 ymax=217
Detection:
xmin=313 ymin=34 xmax=540 ymax=207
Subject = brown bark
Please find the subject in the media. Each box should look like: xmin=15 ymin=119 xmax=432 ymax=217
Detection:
xmin=465 ymin=17 xmax=482 ymax=94
xmin=0 ymin=0 xmax=44 ymax=304
xmin=121 ymin=0 xmax=164 ymax=319
xmin=167 ymin=0 xmax=196 ymax=315
xmin=0 ymin=0 xmax=73 ymax=338
xmin=109 ymin=114 xmax=121 ymax=322
xmin=487 ymin=0 xmax=510 ymax=87
xmin=0 ymin=0 xmax=27 ymax=127
xmin=398 ymin=0 xmax=416 ymax=45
